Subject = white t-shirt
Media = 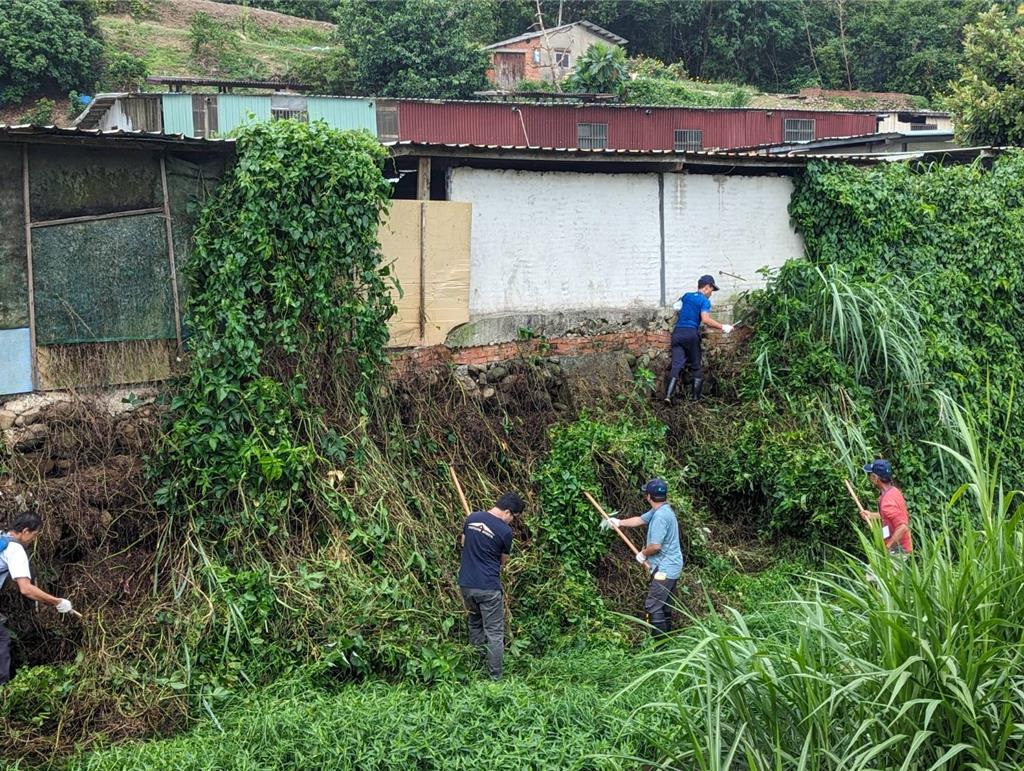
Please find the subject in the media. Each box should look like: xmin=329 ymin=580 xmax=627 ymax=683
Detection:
xmin=0 ymin=541 xmax=31 ymax=589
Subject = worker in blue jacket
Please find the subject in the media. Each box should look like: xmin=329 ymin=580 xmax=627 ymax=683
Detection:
xmin=665 ymin=274 xmax=733 ymax=401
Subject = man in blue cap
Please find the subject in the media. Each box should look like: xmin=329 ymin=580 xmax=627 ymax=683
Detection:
xmin=858 ymin=460 xmax=913 ymax=555
xmin=666 ymin=274 xmax=733 ymax=402
xmin=599 ymin=478 xmax=683 ymax=636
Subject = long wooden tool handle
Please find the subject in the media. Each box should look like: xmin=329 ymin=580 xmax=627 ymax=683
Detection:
xmin=583 ymin=490 xmax=642 ymax=557
xmin=449 ymin=464 xmax=471 ymax=516
xmin=844 ymin=479 xmax=865 ymax=512
xmin=70 ymin=609 xmax=83 ymax=619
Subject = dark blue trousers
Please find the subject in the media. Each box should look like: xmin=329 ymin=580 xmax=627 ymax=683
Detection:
xmin=670 ymin=327 xmax=702 ymax=381
xmin=0 ymin=618 xmax=10 ymax=685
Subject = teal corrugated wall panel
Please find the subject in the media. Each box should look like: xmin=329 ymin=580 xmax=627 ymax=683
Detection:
xmin=218 ymin=95 xmax=272 ymax=136
xmin=307 ymin=97 xmax=377 ymax=134
xmin=162 ymin=94 xmax=194 ymax=136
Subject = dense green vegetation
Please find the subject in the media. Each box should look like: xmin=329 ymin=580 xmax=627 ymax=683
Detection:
xmin=8 ymin=105 xmax=1024 ymax=770
xmin=949 ymin=6 xmax=1024 ymax=146
xmin=683 ymin=152 xmax=1024 ymax=542
xmin=0 ymin=0 xmax=102 ymax=105
xmin=336 ymin=0 xmax=492 ymax=99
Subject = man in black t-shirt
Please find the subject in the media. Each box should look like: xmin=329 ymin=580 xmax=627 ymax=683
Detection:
xmin=458 ymin=492 xmax=524 ymax=680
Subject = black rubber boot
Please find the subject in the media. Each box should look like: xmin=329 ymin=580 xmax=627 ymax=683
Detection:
xmin=692 ymin=378 xmax=704 ymax=400
xmin=664 ymin=377 xmax=678 ymax=403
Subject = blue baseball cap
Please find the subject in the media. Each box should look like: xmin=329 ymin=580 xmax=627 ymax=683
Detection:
xmin=641 ymin=478 xmax=668 ymax=500
xmin=698 ymin=274 xmax=720 ymax=291
xmin=863 ymin=459 xmax=893 ymax=482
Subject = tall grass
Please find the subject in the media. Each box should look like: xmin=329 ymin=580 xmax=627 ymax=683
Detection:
xmin=624 ymin=397 xmax=1024 ymax=769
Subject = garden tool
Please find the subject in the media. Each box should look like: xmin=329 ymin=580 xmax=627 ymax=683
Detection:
xmin=583 ymin=491 xmax=648 ymax=570
xmin=449 ymin=464 xmax=471 ymax=517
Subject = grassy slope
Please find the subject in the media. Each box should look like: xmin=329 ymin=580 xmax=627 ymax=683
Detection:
xmin=96 ymin=0 xmax=337 ymax=83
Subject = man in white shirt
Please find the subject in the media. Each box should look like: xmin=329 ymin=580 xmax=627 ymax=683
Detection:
xmin=1 ymin=511 xmax=75 ymax=685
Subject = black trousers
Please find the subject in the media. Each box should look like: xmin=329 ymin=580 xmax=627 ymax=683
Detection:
xmin=669 ymin=327 xmax=702 ymax=381
xmin=644 ymin=576 xmax=678 ymax=636
xmin=0 ymin=617 xmax=10 ymax=685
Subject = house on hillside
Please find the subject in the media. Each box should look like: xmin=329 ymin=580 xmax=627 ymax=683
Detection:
xmin=484 ymin=20 xmax=628 ymax=91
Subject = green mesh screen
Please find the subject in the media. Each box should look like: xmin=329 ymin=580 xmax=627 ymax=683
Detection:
xmin=31 ymin=213 xmax=175 ymax=345
xmin=0 ymin=145 xmax=28 ymax=329
xmin=29 ymin=146 xmax=162 ymax=221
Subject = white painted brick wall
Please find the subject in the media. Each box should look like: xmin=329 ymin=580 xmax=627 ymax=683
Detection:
xmin=449 ymin=168 xmax=661 ymax=315
xmin=448 ymin=167 xmax=804 ymax=317
xmin=663 ymin=174 xmax=804 ymax=310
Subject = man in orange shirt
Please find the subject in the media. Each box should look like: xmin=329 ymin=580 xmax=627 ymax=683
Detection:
xmin=858 ymin=459 xmax=913 ymax=554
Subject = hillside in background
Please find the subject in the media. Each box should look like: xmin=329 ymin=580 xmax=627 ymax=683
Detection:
xmin=1 ymin=0 xmax=940 ymax=128
xmin=97 ymin=0 xmax=336 ymax=83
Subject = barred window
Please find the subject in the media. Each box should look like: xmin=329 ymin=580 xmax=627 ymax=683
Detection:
xmin=674 ymin=129 xmax=703 ymax=152
xmin=577 ymin=122 xmax=608 ymax=149
xmin=783 ymin=118 xmax=815 ymax=143
xmin=271 ymin=95 xmax=308 ymax=123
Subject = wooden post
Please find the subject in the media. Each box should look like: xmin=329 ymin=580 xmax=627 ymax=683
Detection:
xmin=21 ymin=144 xmax=37 ymax=390
xmin=419 ymin=202 xmax=427 ymax=341
xmin=159 ymin=155 xmax=184 ymax=356
xmin=416 ymin=156 xmax=431 ymax=201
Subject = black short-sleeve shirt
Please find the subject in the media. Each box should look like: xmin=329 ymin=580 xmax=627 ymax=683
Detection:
xmin=457 ymin=511 xmax=513 ymax=590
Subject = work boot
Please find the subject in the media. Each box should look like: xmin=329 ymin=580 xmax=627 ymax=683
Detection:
xmin=664 ymin=377 xmax=678 ymax=403
xmin=692 ymin=378 xmax=704 ymax=400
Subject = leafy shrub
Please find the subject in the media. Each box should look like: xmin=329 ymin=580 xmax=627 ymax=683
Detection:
xmin=285 ymin=46 xmax=355 ymax=94
xmin=535 ymin=412 xmax=689 ymax=568
xmin=0 ymin=0 xmax=102 ymax=106
xmin=339 ymin=0 xmax=490 ymax=99
xmin=628 ymin=55 xmax=688 ymax=81
xmin=18 ymin=97 xmax=56 ymax=125
xmin=100 ymin=52 xmax=149 ymax=91
xmin=566 ymin=43 xmax=628 ymax=96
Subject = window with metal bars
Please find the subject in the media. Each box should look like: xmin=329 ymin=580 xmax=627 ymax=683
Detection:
xmin=271 ymin=95 xmax=308 ymax=123
xmin=674 ymin=129 xmax=702 ymax=152
xmin=577 ymin=122 xmax=608 ymax=149
xmin=783 ymin=118 xmax=815 ymax=143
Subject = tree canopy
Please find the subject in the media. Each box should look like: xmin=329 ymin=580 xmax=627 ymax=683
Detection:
xmin=0 ymin=0 xmax=103 ymax=106
xmin=336 ymin=0 xmax=492 ymax=99
xmin=948 ymin=6 xmax=1024 ymax=146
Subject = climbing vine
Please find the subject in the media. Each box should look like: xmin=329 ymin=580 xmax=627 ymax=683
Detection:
xmin=154 ymin=120 xmax=394 ymax=538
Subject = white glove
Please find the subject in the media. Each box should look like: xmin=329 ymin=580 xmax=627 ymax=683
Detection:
xmin=56 ymin=598 xmax=73 ymax=614
xmin=600 ymin=517 xmax=621 ymax=530
xmin=722 ymin=324 xmax=734 ymax=334
xmin=635 ymin=551 xmax=647 ymax=564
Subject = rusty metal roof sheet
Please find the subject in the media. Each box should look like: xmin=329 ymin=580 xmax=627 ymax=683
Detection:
xmin=383 ymin=139 xmax=1007 ymax=166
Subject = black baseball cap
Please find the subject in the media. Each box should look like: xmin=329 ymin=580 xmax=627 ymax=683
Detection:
xmin=698 ymin=274 xmax=720 ymax=291
xmin=641 ymin=478 xmax=668 ymax=500
xmin=863 ymin=459 xmax=893 ymax=482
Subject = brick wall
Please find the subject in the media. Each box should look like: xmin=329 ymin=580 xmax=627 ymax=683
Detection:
xmin=390 ymin=329 xmax=670 ymax=376
xmin=487 ymin=41 xmax=553 ymax=85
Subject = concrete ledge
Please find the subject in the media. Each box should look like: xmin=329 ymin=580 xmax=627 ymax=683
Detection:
xmin=444 ymin=307 xmax=675 ymax=348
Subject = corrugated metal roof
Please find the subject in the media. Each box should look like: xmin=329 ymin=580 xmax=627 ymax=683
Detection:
xmin=0 ymin=124 xmax=235 ymax=146
xmin=485 ymin=20 xmax=628 ymax=49
xmin=383 ymin=139 xmax=1006 ymax=165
